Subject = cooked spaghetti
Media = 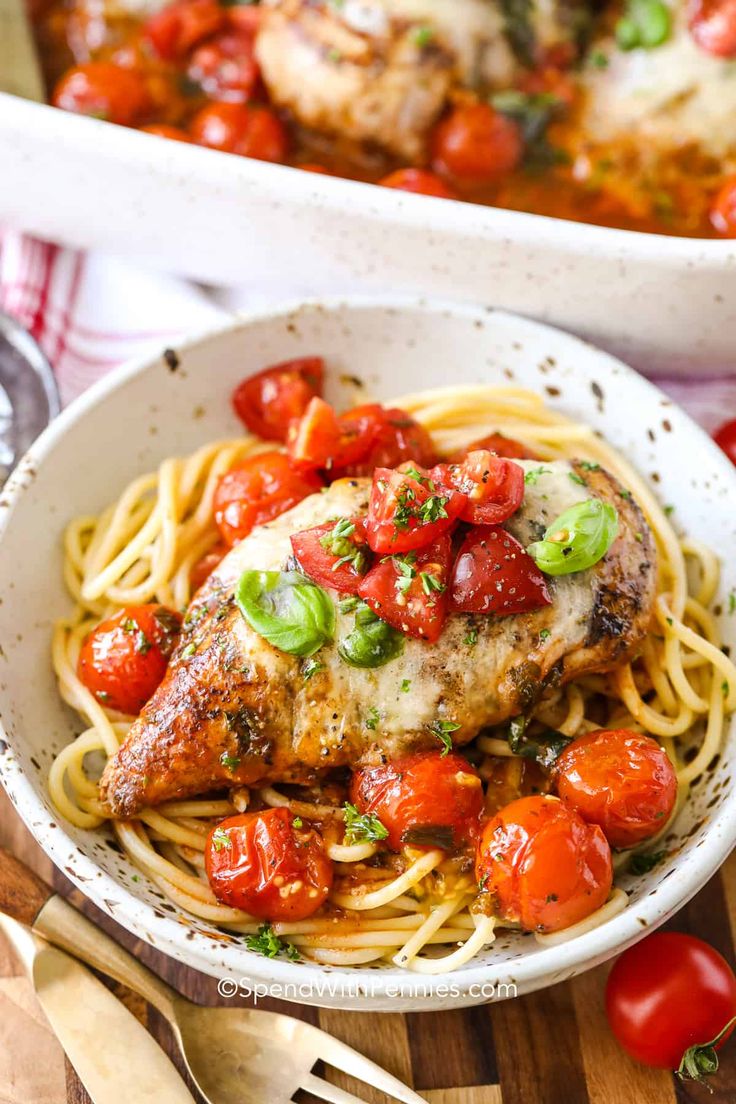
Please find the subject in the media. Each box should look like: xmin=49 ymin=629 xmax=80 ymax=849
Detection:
xmin=49 ymin=378 xmax=736 ymax=972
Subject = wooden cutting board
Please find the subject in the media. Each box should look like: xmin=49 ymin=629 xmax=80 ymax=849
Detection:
xmin=0 ymin=785 xmax=734 ymax=1104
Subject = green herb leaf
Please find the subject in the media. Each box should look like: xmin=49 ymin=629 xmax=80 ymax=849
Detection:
xmin=338 ymin=601 xmax=405 ymax=669
xmin=343 ymin=803 xmax=389 ymax=845
xmin=302 ymin=657 xmax=324 ymax=681
xmin=527 ymin=498 xmax=619 ymax=576
xmin=245 ymin=923 xmax=300 ymax=961
xmin=212 ymin=827 xmax=231 ymax=851
xmin=464 ymin=628 xmax=478 ymax=647
xmin=236 ymin=570 xmax=335 ymax=657
xmin=628 ymin=849 xmax=665 ymax=875
xmin=401 ymin=825 xmax=455 ymax=849
xmin=220 ymin=752 xmax=241 ymax=772
xmin=615 ymin=0 xmax=671 ymax=50
xmin=400 ymin=678 xmax=411 ymax=693
xmin=507 ymin=715 xmax=571 ymax=770
xmin=319 ymin=517 xmax=369 ymax=575
xmin=365 ymin=707 xmax=380 ymax=730
xmin=524 ymin=466 xmax=552 ymax=485
xmin=428 ymin=719 xmax=461 ymax=756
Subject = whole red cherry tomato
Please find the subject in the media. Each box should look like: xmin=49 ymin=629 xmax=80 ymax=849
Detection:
xmin=710 ymin=176 xmax=736 ymax=236
xmin=232 ymin=357 xmax=324 ymax=442
xmin=351 ymin=751 xmax=484 ymax=851
xmin=358 ymin=533 xmax=452 ymax=642
xmin=291 ymin=517 xmax=371 ymax=593
xmin=431 ymin=103 xmax=523 ymax=186
xmin=713 ymin=417 xmax=736 ymax=463
xmin=379 ymin=168 xmax=458 ymax=199
xmin=554 ymin=729 xmax=677 ymax=848
xmin=52 ymin=63 xmax=151 ymax=126
xmin=190 ymin=102 xmax=288 ymax=161
xmin=190 ymin=542 xmax=228 ymax=591
xmin=188 ymin=27 xmax=260 ymax=102
xmin=432 ymin=450 xmax=524 ymax=526
xmin=476 ymin=794 xmax=613 ymax=932
xmin=606 ymin=932 xmax=736 ymax=1080
xmin=689 ymin=0 xmax=736 ymax=56
xmin=77 ymin=604 xmax=182 ymax=714
xmin=205 ymin=808 xmax=333 ymax=920
xmin=365 ymin=463 xmax=466 ymax=555
xmin=448 ymin=432 xmax=539 ymax=462
xmin=213 ymin=452 xmax=322 ymax=546
xmin=144 ymin=0 xmax=224 ymax=60
xmin=449 ymin=526 xmax=551 ymax=616
xmin=332 ymin=405 xmax=438 ymax=478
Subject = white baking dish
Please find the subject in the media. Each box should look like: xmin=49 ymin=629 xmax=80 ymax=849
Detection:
xmin=2 ymin=91 xmax=735 ymax=376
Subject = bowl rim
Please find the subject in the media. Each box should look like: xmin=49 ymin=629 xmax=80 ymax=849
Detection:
xmin=1 ymin=293 xmax=736 ymax=1007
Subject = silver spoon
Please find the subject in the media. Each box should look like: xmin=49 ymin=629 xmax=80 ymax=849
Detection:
xmin=0 ymin=310 xmax=60 ymax=485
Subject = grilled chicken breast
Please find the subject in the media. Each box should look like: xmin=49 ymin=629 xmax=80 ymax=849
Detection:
xmin=255 ymin=0 xmax=590 ymax=160
xmin=101 ymin=459 xmax=656 ymax=817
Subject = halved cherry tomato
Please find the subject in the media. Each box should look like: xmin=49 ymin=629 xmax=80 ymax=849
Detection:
xmin=286 ymin=397 xmax=378 ymax=473
xmin=379 ymin=168 xmax=458 ymax=199
xmin=689 ymin=0 xmax=736 ymax=56
xmin=710 ymin=176 xmax=736 ymax=236
xmin=476 ymin=794 xmax=613 ymax=932
xmin=357 ymin=534 xmax=452 ymax=642
xmin=351 ymin=751 xmax=484 ymax=851
xmin=205 ymin=807 xmax=333 ymax=920
xmin=188 ymin=28 xmax=260 ymax=102
xmin=448 ymin=432 xmax=538 ymax=462
xmin=332 ymin=405 xmax=438 ymax=478
xmin=52 ymin=63 xmax=151 ymax=126
xmin=213 ymin=452 xmax=322 ymax=546
xmin=713 ymin=416 xmax=736 ymax=462
xmin=231 ymin=357 xmax=324 ymax=442
xmin=431 ymin=103 xmax=523 ymax=187
xmin=299 ymin=163 xmax=333 ymax=175
xmin=449 ymin=526 xmax=551 ymax=616
xmin=554 ymin=729 xmax=677 ymax=849
xmin=365 ymin=463 xmax=466 ymax=555
xmin=290 ymin=517 xmax=371 ymax=593
xmin=143 ymin=0 xmax=224 ymax=60
xmin=77 ymin=604 xmax=182 ymax=715
xmin=140 ymin=123 xmax=193 ymax=143
xmin=190 ymin=542 xmax=228 ymax=592
xmin=606 ymin=932 xmax=736 ymax=1075
xmin=190 ymin=102 xmax=288 ymax=161
xmin=432 ymin=450 xmax=524 ymax=526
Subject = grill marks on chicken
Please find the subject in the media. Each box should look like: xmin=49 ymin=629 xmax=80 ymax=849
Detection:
xmin=100 ymin=460 xmax=656 ymax=817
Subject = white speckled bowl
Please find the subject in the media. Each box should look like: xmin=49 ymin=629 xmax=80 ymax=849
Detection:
xmin=0 ymin=298 xmax=734 ymax=1011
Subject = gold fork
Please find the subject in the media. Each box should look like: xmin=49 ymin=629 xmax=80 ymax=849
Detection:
xmin=0 ymin=848 xmax=426 ymax=1104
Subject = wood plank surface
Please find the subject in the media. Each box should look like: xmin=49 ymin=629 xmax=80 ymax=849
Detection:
xmin=0 ymin=785 xmax=734 ymax=1104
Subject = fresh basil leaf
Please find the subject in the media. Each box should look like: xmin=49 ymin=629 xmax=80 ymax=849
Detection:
xmin=401 ymin=825 xmax=455 ymax=849
xmin=338 ymin=601 xmax=404 ymax=669
xmin=236 ymin=570 xmax=335 ymax=657
xmin=527 ymin=498 xmax=619 ymax=576
xmin=507 ymin=715 xmax=571 ymax=770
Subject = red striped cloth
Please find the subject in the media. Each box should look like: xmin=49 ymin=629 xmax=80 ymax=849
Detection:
xmin=1 ymin=227 xmax=735 ymax=428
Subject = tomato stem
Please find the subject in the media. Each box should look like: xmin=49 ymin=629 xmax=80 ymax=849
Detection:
xmin=677 ymin=1014 xmax=736 ymax=1087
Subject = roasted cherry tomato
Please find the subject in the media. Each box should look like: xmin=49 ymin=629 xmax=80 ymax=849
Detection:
xmin=140 ymin=123 xmax=193 ymax=142
xmin=606 ymin=932 xmax=736 ymax=1078
xmin=298 ymin=163 xmax=333 ymax=175
xmin=291 ymin=517 xmax=371 ymax=593
xmin=713 ymin=416 xmax=736 ymax=462
xmin=52 ymin=62 xmax=151 ymax=126
xmin=379 ymin=168 xmax=458 ymax=199
xmin=188 ymin=27 xmax=260 ymax=102
xmin=358 ymin=534 xmax=452 ymax=642
xmin=143 ymin=0 xmax=224 ymax=60
xmin=205 ymin=808 xmax=333 ymax=921
xmin=448 ymin=432 xmax=538 ymax=462
xmin=190 ymin=542 xmax=228 ymax=591
xmin=449 ymin=526 xmax=551 ymax=616
xmin=190 ymin=102 xmax=288 ymax=161
xmin=554 ymin=729 xmax=677 ymax=849
xmin=710 ymin=176 xmax=736 ymax=236
xmin=351 ymin=751 xmax=484 ymax=851
xmin=77 ymin=604 xmax=182 ymax=715
xmin=431 ymin=103 xmax=523 ymax=186
xmin=332 ymin=405 xmax=438 ymax=478
xmin=432 ymin=450 xmax=524 ymax=526
xmin=213 ymin=452 xmax=322 ymax=546
xmin=231 ymin=357 xmax=324 ymax=442
xmin=476 ymin=795 xmax=613 ymax=932
xmin=365 ymin=463 xmax=466 ymax=555
xmin=689 ymin=0 xmax=736 ymax=56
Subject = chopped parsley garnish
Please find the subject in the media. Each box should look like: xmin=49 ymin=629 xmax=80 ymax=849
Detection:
xmin=420 ymin=571 xmax=445 ymax=596
xmin=181 ymin=642 xmax=197 ymax=658
xmin=723 ymin=681 xmax=730 ymax=698
xmin=524 ymin=466 xmax=551 ymax=485
xmin=365 ymin=707 xmax=380 ymax=730
xmin=507 ymin=715 xmax=571 ymax=770
xmin=302 ymin=657 xmax=324 ymax=681
xmin=588 ymin=50 xmax=609 ymax=68
xmin=343 ymin=803 xmax=389 ymax=845
xmin=628 ymin=849 xmax=666 ymax=875
xmin=418 ymin=495 xmax=449 ymax=525
xmin=464 ymin=629 xmax=478 ymax=647
xmin=635 ymin=532 xmax=643 ymax=543
xmin=569 ymin=472 xmax=587 ymax=487
xmin=579 ymin=460 xmax=601 ymax=472
xmin=400 ymin=678 xmax=411 ymax=693
xmin=319 ymin=517 xmax=369 ymax=575
xmin=387 ymin=552 xmax=417 ymax=595
xmin=428 ymin=719 xmax=461 ymax=756
xmin=211 ymin=827 xmax=231 ymax=851
xmin=339 ymin=595 xmax=361 ymax=614
xmin=539 ymin=628 xmax=551 ymax=641
xmin=245 ymin=923 xmax=300 ymax=961
xmin=411 ymin=24 xmax=434 ymax=46
xmin=663 ymin=504 xmax=675 ymax=517
xmin=292 ymin=817 xmax=303 ymax=829
xmin=220 ymin=752 xmax=241 ymax=772
xmin=729 ymin=591 xmax=736 ymax=615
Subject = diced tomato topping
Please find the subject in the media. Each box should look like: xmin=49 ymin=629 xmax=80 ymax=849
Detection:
xmin=188 ymin=28 xmax=260 ymax=102
xmin=379 ymin=168 xmax=458 ymax=199
xmin=432 ymin=450 xmax=524 ymax=526
xmin=190 ymin=102 xmax=288 ymax=161
xmin=449 ymin=526 xmax=551 ymax=616
xmin=205 ymin=808 xmax=333 ymax=921
xmin=190 ymin=542 xmax=228 ymax=592
xmin=710 ymin=175 xmax=736 ymax=236
xmin=52 ymin=62 xmax=151 ymax=126
xmin=365 ymin=464 xmax=466 ymax=555
xmin=431 ymin=103 xmax=523 ymax=187
xmin=448 ymin=432 xmax=538 ymax=462
xmin=290 ymin=517 xmax=371 ymax=593
xmin=77 ymin=604 xmax=182 ymax=715
xmin=358 ymin=534 xmax=452 ymax=642
xmin=351 ymin=751 xmax=484 ymax=851
xmin=143 ymin=0 xmax=225 ymax=60
xmin=332 ymin=405 xmax=438 ymax=478
xmin=286 ymin=396 xmax=341 ymax=470
xmin=231 ymin=357 xmax=324 ymax=442
xmin=688 ymin=0 xmax=736 ymax=56
xmin=213 ymin=452 xmax=322 ymax=546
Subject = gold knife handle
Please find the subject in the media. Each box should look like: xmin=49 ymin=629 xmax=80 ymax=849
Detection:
xmin=0 ymin=847 xmax=54 ymax=925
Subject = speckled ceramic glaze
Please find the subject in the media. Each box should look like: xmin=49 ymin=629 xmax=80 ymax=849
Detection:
xmin=0 ymin=298 xmax=734 ymax=1011
xmin=2 ymin=94 xmax=736 ymax=377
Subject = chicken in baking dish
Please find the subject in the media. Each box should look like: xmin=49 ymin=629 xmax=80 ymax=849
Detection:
xmin=32 ymin=0 xmax=736 ymax=236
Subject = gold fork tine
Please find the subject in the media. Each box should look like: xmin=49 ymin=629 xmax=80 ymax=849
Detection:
xmin=313 ymin=1033 xmax=426 ymax=1104
xmin=301 ymin=1071 xmax=375 ymax=1104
